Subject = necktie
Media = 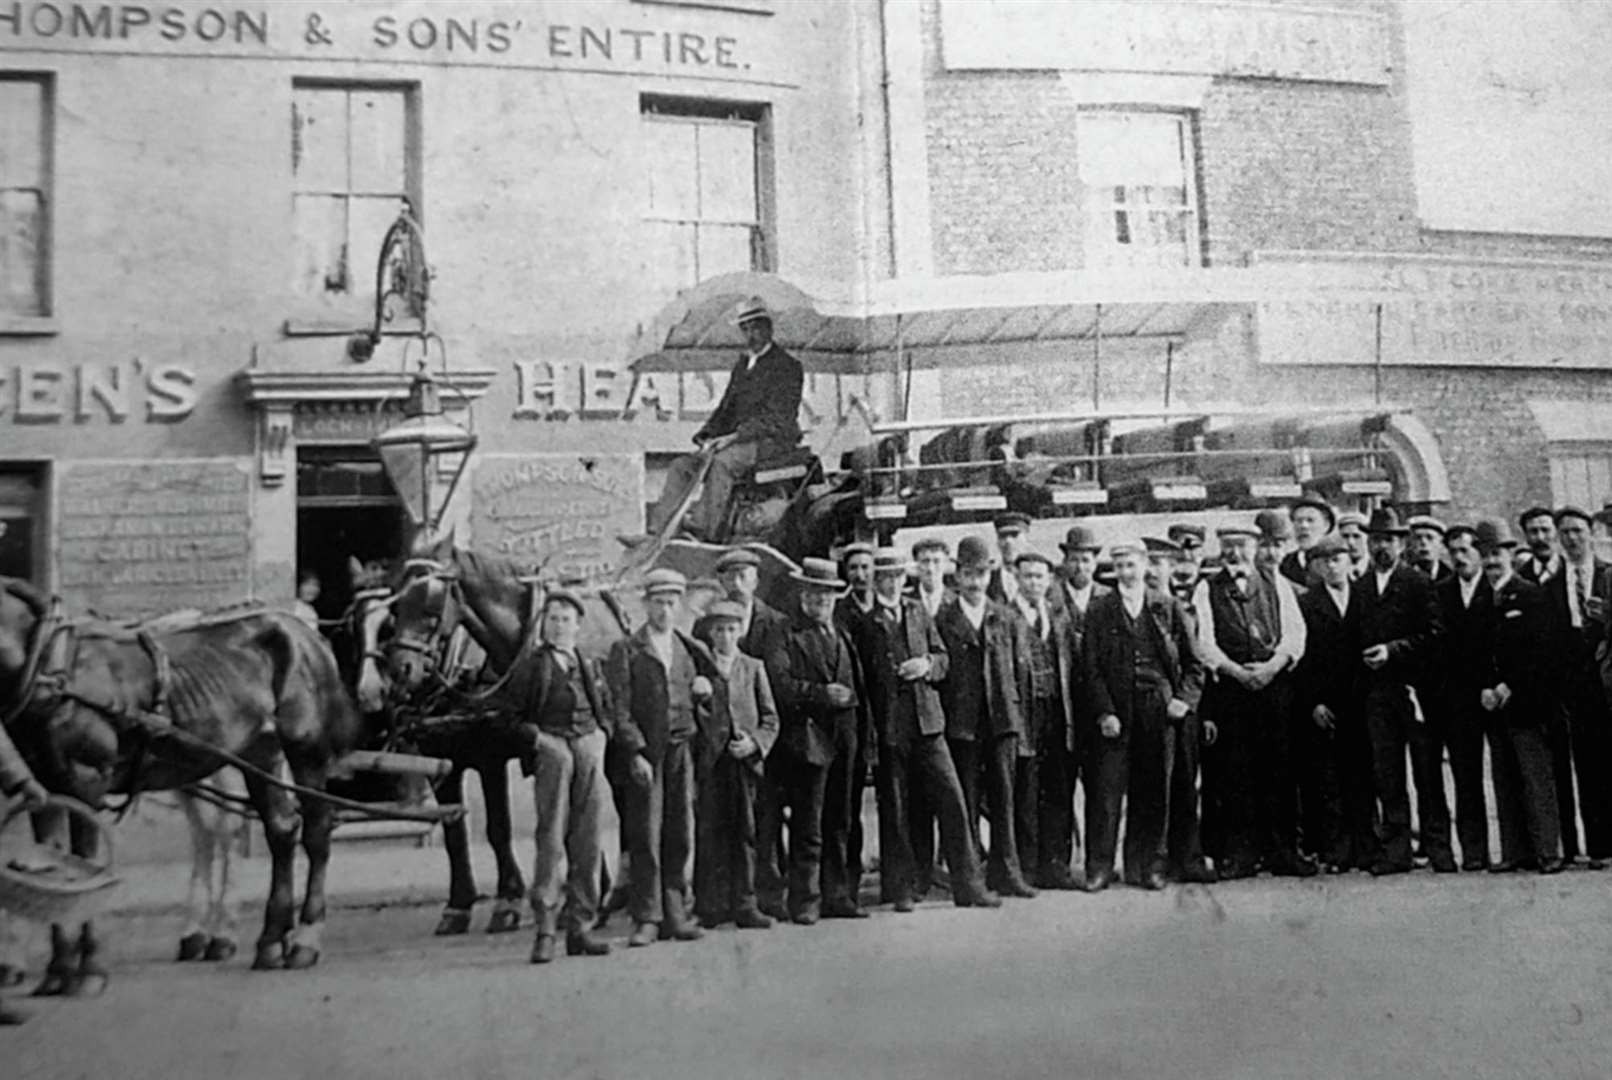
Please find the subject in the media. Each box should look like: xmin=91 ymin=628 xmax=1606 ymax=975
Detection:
xmin=1028 ymin=608 xmax=1040 ymax=637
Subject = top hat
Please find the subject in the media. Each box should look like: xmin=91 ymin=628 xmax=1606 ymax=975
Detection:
xmin=1366 ymin=507 xmax=1409 ymax=535
xmin=791 ymin=557 xmax=847 ymax=592
xmin=1473 ymin=518 xmax=1519 ymax=552
xmin=642 ymin=568 xmax=688 ymax=597
xmin=1059 ymin=524 xmax=1102 ymax=553
xmin=955 ymin=535 xmax=993 ymax=571
xmin=732 ymin=297 xmax=773 ymax=326
xmin=715 ymin=548 xmax=762 ymax=572
xmin=1291 ymin=496 xmax=1337 ymax=529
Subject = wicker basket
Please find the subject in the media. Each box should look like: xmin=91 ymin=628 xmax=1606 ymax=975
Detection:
xmin=0 ymin=795 xmax=120 ymax=923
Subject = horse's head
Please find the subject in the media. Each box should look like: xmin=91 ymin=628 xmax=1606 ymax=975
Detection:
xmin=350 ymin=586 xmax=395 ymax=715
xmin=385 ymin=556 xmax=464 ymax=695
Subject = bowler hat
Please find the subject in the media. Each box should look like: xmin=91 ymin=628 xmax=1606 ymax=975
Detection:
xmin=1291 ymin=496 xmax=1337 ymax=529
xmin=706 ymin=599 xmax=747 ymax=624
xmin=1059 ymin=524 xmax=1102 ymax=553
xmin=791 ymin=557 xmax=847 ymax=592
xmin=1407 ymin=514 xmax=1447 ymax=537
xmin=956 ymin=535 xmax=993 ymax=571
xmin=1254 ymin=509 xmax=1294 ymax=543
xmin=1306 ymin=535 xmax=1349 ymax=562
xmin=911 ymin=536 xmax=949 ymax=559
xmin=1473 ymin=519 xmax=1519 ymax=552
xmin=732 ymin=297 xmax=773 ymax=326
xmin=994 ymin=512 xmax=1032 ymax=536
xmin=1366 ymin=507 xmax=1409 ymax=535
xmin=715 ymin=548 xmax=761 ymax=572
xmin=1217 ymin=523 xmax=1261 ymax=542
xmin=1166 ymin=523 xmax=1206 ymax=548
xmin=873 ymin=548 xmax=911 ymax=575
xmin=642 ymin=568 xmax=688 ymax=597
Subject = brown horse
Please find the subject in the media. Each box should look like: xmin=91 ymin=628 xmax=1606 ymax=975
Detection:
xmin=0 ymin=576 xmax=361 ymax=972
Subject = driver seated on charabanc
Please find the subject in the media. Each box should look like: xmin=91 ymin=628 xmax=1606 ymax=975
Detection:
xmin=644 ymin=297 xmax=804 ymax=543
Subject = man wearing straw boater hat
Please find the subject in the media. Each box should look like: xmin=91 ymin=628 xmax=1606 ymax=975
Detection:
xmin=606 ymin=568 xmax=720 ymax=947
xmin=761 ymin=558 xmax=869 ymax=924
xmin=643 ymin=297 xmax=804 ymax=543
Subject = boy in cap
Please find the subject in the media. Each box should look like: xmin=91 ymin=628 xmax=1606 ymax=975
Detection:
xmin=693 ymin=600 xmax=781 ymax=929
xmin=607 ymin=568 xmax=720 ymax=946
xmin=764 ymin=558 xmax=870 ymax=923
xmin=694 ymin=547 xmax=788 ymax=660
xmin=507 ymin=589 xmax=616 ymax=964
xmin=644 ymin=298 xmax=804 ymax=542
xmin=1475 ymin=519 xmax=1563 ymax=873
xmin=936 ymin=535 xmax=1037 ymax=899
xmin=1080 ymin=539 xmax=1205 ymax=890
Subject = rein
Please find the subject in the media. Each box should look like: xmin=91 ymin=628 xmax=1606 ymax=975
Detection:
xmin=389 ymin=558 xmax=544 ymax=710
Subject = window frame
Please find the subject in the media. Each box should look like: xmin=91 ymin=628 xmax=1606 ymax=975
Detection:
xmin=1077 ymin=108 xmax=1203 ymax=271
xmin=0 ymin=71 xmax=56 ymax=335
xmin=640 ymin=94 xmax=775 ymax=291
xmin=286 ymin=78 xmax=422 ymax=337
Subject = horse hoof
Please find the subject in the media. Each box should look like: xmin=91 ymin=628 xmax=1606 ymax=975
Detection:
xmin=284 ymin=945 xmax=320 ymax=971
xmin=433 ymin=910 xmax=472 ymax=936
xmin=177 ymin=933 xmax=209 ymax=962
xmin=31 ymin=973 xmax=69 ymax=998
xmin=203 ymin=937 xmax=238 ymax=963
xmin=485 ymin=909 xmax=521 ymax=935
xmin=251 ymin=945 xmax=285 ymax=971
xmin=65 ymin=971 xmax=108 ymax=999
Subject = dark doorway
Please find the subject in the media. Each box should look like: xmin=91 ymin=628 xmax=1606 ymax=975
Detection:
xmin=297 ymin=447 xmax=406 ymax=624
xmin=0 ymin=466 xmax=46 ymax=585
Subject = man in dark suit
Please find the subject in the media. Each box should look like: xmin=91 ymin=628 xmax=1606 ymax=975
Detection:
xmin=1432 ymin=524 xmax=1502 ymax=870
xmin=1406 ymin=515 xmax=1455 ymax=585
xmin=1295 ymin=536 xmax=1379 ymax=873
xmin=1475 ymin=520 xmax=1563 ymax=873
xmin=858 ymin=549 xmax=1000 ymax=912
xmin=987 ymin=513 xmax=1031 ymax=605
xmin=644 ymin=298 xmax=804 ymax=542
xmin=607 ymin=569 xmax=720 ymax=947
xmin=1011 ymin=550 xmax=1085 ymax=890
xmin=1280 ymin=497 xmax=1335 ymax=587
xmin=762 ymin=558 xmax=870 ymax=924
xmin=937 ymin=535 xmax=1036 ymax=898
xmin=1081 ymin=539 xmax=1205 ymax=891
xmin=1516 ymin=506 xmax=1561 ymax=586
xmin=1548 ymin=506 xmax=1612 ymax=865
xmin=1357 ymin=507 xmax=1448 ymax=875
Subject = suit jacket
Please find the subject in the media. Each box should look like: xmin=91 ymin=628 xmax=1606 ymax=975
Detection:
xmin=1356 ymin=564 xmax=1442 ymax=685
xmin=1296 ymin=583 xmax=1362 ymax=720
xmin=1047 ymin=578 xmax=1112 ymax=656
xmin=694 ymin=343 xmax=803 ymax=449
xmin=606 ymin=625 xmax=718 ymax=761
xmin=986 ymin=566 xmax=1019 ymax=606
xmin=505 ymin=644 xmax=613 ymax=738
xmin=765 ymin=615 xmax=873 ymax=767
xmin=698 ymin=652 xmax=779 ymax=772
xmin=1433 ymin=575 xmax=1494 ymax=705
xmin=1081 ymin=588 xmax=1204 ymax=732
xmin=1007 ymin=599 xmax=1081 ymax=752
xmin=1541 ymin=555 xmax=1612 ymax=667
xmin=1487 ymin=575 xmax=1553 ymax=724
xmin=1279 ymin=550 xmax=1314 ymax=589
xmin=693 ymin=596 xmax=789 ymax=661
xmin=854 ymin=596 xmax=950 ymax=748
xmin=935 ymin=596 xmax=1028 ymax=743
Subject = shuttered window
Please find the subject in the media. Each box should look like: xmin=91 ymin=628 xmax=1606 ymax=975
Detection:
xmin=0 ymin=75 xmax=51 ymax=323
xmin=291 ymin=83 xmax=418 ymax=328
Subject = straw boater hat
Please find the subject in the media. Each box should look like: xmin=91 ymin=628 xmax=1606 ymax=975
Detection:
xmin=732 ymin=297 xmax=773 ymax=326
xmin=791 ymin=557 xmax=847 ymax=592
xmin=642 ymin=568 xmax=687 ymax=597
xmin=873 ymin=548 xmax=911 ymax=575
xmin=1406 ymin=514 xmax=1447 ymax=537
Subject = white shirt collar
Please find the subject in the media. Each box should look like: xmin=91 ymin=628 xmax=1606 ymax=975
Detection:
xmin=958 ymin=593 xmax=987 ymax=629
xmin=1118 ymin=584 xmax=1146 ymax=617
xmin=920 ymin=584 xmax=945 ymax=617
xmin=1458 ymin=573 xmax=1481 ymax=607
xmin=1491 ymin=570 xmax=1514 ymax=594
xmin=1374 ymin=566 xmax=1394 ymax=594
xmin=1327 ymin=580 xmax=1350 ymax=617
xmin=1065 ymin=580 xmax=1094 ymax=611
xmin=744 ymin=342 xmax=772 ymax=371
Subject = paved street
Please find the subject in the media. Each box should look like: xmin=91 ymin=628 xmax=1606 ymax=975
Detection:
xmin=9 ymin=857 xmax=1612 ymax=1080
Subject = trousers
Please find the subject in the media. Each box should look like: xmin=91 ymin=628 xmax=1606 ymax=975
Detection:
xmin=528 ymin=728 xmax=609 ymax=933
xmin=625 ymin=739 xmax=696 ymax=926
xmin=694 ymin=751 xmax=762 ymax=921
xmin=875 ymin=734 xmax=986 ymax=903
xmin=646 ymin=440 xmax=762 ymax=541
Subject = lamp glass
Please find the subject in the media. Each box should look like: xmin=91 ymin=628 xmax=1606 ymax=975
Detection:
xmin=373 ymin=374 xmax=478 ymax=530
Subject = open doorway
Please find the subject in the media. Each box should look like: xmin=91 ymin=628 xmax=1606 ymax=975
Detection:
xmin=296 ymin=447 xmax=407 ymax=625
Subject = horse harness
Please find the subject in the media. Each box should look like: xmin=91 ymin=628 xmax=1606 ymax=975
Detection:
xmin=388 ymin=558 xmax=546 ymax=709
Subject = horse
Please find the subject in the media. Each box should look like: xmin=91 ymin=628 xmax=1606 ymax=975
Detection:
xmin=0 ymin=576 xmax=362 ymax=973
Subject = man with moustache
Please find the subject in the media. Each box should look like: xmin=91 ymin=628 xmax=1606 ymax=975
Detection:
xmin=1336 ymin=511 xmax=1371 ymax=581
xmin=1356 ymin=507 xmax=1448 ymax=875
xmin=693 ymin=547 xmax=788 ymax=660
xmin=1406 ymin=515 xmax=1455 ymax=586
xmin=1281 ymin=498 xmax=1336 ymax=587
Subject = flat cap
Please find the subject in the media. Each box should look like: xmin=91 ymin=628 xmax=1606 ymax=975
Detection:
xmin=705 ymin=599 xmax=747 ymax=623
xmin=1306 ymin=535 xmax=1350 ymax=562
xmin=1336 ymin=511 xmax=1369 ymax=531
xmin=1107 ymin=538 xmax=1146 ymax=558
xmin=1014 ymin=550 xmax=1055 ymax=570
xmin=994 ymin=512 xmax=1032 ymax=535
xmin=1407 ymin=514 xmax=1447 ymax=536
xmin=1518 ymin=505 xmax=1555 ymax=529
xmin=1166 ymin=523 xmax=1206 ymax=547
xmin=1291 ymin=496 xmax=1337 ymax=529
xmin=1555 ymin=506 xmax=1594 ymax=527
xmin=1216 ymin=523 xmax=1261 ymax=541
xmin=715 ymin=548 xmax=761 ymax=572
xmin=642 ymin=568 xmax=688 ymax=596
xmin=542 ymin=587 xmax=587 ymax=617
xmin=1143 ymin=536 xmax=1182 ymax=556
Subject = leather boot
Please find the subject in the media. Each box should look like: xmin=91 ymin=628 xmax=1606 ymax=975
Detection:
xmin=628 ymin=922 xmax=659 ymax=947
xmin=566 ymin=930 xmax=611 ymax=957
xmin=660 ymin=893 xmax=704 ymax=941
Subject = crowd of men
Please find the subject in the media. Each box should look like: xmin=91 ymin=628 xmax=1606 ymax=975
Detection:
xmin=509 ymin=496 xmax=1612 ymax=966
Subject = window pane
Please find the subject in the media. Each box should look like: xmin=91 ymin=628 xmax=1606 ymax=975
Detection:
xmin=292 ymin=193 xmax=348 ymax=297
xmin=696 ymin=223 xmax=755 ymax=279
xmin=642 ymin=219 xmax=697 ymax=298
xmin=698 ymin=121 xmax=757 ymax=223
xmin=292 ymin=88 xmax=349 ymax=192
xmin=0 ymin=188 xmax=44 ymax=316
xmin=0 ymin=81 xmax=44 ymax=188
xmin=349 ymin=90 xmax=406 ymax=195
xmin=644 ymin=119 xmax=698 ymax=219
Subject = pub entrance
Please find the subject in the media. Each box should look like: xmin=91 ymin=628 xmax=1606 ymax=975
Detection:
xmin=296 ymin=446 xmax=407 ymax=624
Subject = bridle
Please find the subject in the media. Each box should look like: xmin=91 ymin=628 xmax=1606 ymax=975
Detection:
xmin=388 ymin=558 xmax=461 ymax=674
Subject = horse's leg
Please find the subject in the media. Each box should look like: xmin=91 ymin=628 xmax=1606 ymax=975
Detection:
xmin=205 ymin=795 xmax=244 ymax=962
xmin=243 ymin=764 xmax=300 ymax=971
xmin=285 ymin=756 xmax=335 ymax=971
xmin=31 ymin=924 xmax=74 ymax=997
xmin=434 ymin=766 xmax=476 ymax=936
xmin=482 ymin=759 xmax=524 ymax=934
xmin=177 ymin=792 xmax=213 ymax=961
